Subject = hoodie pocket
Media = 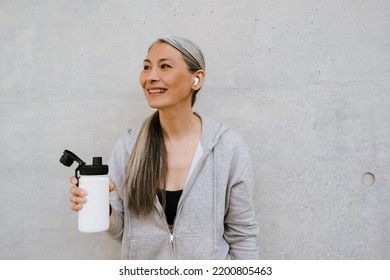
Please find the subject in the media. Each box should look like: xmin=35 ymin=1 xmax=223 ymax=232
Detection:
xmin=174 ymin=234 xmax=216 ymax=259
xmin=127 ymin=235 xmax=172 ymax=260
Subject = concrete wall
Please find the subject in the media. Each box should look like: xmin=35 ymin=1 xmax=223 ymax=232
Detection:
xmin=1 ymin=0 xmax=389 ymax=259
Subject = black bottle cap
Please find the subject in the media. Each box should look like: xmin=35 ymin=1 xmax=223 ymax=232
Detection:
xmin=79 ymin=157 xmax=109 ymax=175
xmin=59 ymin=150 xmax=85 ymax=167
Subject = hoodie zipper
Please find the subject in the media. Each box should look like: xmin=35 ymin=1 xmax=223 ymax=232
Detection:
xmin=155 ymin=199 xmax=176 ymax=258
xmin=170 ymin=232 xmax=174 ymax=247
xmin=169 ymin=226 xmax=175 ymax=259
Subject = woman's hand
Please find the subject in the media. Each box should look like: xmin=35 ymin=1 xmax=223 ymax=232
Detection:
xmin=69 ymin=176 xmax=116 ymax=211
xmin=69 ymin=176 xmax=86 ymax=211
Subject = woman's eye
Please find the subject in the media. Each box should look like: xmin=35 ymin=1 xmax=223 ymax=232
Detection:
xmin=161 ymin=64 xmax=171 ymax=69
xmin=143 ymin=65 xmax=151 ymax=71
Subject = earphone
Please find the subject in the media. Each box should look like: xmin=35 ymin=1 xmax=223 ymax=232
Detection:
xmin=193 ymin=77 xmax=200 ymax=86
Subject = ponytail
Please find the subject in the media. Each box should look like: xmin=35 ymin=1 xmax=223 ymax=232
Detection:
xmin=123 ymin=111 xmax=167 ymax=216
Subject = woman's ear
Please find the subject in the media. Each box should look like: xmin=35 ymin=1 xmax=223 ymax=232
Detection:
xmin=192 ymin=70 xmax=205 ymax=90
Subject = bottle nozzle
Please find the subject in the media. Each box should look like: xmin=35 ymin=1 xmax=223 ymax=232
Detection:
xmin=92 ymin=157 xmax=102 ymax=166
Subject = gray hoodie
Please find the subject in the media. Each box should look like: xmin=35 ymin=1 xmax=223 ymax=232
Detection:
xmin=107 ymin=113 xmax=259 ymax=259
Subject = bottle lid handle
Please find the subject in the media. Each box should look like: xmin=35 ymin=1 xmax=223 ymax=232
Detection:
xmin=59 ymin=150 xmax=86 ymax=187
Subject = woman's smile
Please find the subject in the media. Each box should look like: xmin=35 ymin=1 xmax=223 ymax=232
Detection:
xmin=148 ymin=88 xmax=167 ymax=95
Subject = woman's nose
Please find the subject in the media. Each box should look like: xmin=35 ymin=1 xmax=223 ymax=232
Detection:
xmin=145 ymin=67 xmax=160 ymax=82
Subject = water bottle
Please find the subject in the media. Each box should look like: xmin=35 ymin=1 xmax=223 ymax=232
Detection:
xmin=60 ymin=150 xmax=110 ymax=233
xmin=78 ymin=157 xmax=109 ymax=232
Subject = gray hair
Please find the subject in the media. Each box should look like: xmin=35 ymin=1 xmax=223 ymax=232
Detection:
xmin=151 ymin=36 xmax=206 ymax=72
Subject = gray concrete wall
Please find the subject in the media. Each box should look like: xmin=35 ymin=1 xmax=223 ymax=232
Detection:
xmin=1 ymin=0 xmax=389 ymax=259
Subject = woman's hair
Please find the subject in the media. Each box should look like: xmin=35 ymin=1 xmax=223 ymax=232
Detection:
xmin=123 ymin=36 xmax=205 ymax=216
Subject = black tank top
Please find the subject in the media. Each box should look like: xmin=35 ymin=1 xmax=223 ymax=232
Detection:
xmin=158 ymin=190 xmax=183 ymax=226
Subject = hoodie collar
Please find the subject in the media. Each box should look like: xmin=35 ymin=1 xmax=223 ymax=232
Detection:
xmin=195 ymin=113 xmax=230 ymax=151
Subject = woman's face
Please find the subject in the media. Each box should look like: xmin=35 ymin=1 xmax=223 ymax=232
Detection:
xmin=140 ymin=42 xmax=195 ymax=111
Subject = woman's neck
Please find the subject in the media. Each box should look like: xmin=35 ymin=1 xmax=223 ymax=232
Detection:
xmin=159 ymin=108 xmax=201 ymax=142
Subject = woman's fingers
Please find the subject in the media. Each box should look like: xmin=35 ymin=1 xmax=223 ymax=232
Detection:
xmin=71 ymin=203 xmax=82 ymax=211
xmin=70 ymin=176 xmax=78 ymax=186
xmin=109 ymin=181 xmax=116 ymax=192
xmin=70 ymin=185 xmax=87 ymax=212
xmin=70 ymin=186 xmax=87 ymax=196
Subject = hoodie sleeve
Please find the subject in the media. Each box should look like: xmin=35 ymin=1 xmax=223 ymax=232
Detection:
xmin=106 ymin=130 xmax=133 ymax=239
xmin=223 ymin=133 xmax=260 ymax=259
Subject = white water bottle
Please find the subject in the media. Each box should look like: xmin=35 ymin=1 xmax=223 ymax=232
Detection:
xmin=78 ymin=157 xmax=110 ymax=233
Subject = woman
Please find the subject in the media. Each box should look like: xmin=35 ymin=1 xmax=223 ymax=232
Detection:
xmin=70 ymin=36 xmax=259 ymax=259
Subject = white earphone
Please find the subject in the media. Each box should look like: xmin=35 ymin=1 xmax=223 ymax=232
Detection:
xmin=193 ymin=77 xmax=200 ymax=86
